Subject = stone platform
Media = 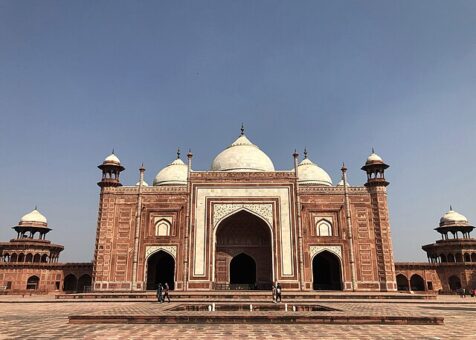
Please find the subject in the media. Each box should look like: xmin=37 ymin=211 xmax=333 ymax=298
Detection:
xmin=3 ymin=297 xmax=476 ymax=339
xmin=68 ymin=302 xmax=443 ymax=325
xmin=56 ymin=290 xmax=437 ymax=301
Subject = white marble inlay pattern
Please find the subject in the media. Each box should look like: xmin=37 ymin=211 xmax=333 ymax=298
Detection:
xmin=213 ymin=203 xmax=273 ymax=228
xmin=145 ymin=245 xmax=177 ymax=259
xmin=193 ymin=187 xmax=293 ymax=277
xmin=310 ymin=245 xmax=342 ymax=259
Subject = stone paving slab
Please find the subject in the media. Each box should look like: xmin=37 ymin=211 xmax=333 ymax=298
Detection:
xmin=0 ymin=298 xmax=475 ymax=339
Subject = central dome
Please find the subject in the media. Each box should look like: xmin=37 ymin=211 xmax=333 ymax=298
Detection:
xmin=211 ymin=135 xmax=275 ymax=172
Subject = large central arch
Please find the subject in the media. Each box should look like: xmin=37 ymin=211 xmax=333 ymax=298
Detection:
xmin=214 ymin=210 xmax=273 ymax=289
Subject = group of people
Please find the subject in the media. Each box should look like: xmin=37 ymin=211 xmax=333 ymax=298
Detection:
xmin=156 ymin=282 xmax=171 ymax=303
xmin=272 ymin=282 xmax=282 ymax=303
xmin=458 ymin=287 xmax=476 ymax=298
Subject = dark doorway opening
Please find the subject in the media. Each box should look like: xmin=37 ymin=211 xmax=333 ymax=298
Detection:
xmin=63 ymin=274 xmax=77 ymax=292
xmin=312 ymin=251 xmax=342 ymax=290
xmin=448 ymin=275 xmax=461 ymax=291
xmin=78 ymin=274 xmax=92 ymax=292
xmin=26 ymin=276 xmax=40 ymax=290
xmin=410 ymin=274 xmax=425 ymax=291
xmin=396 ymin=274 xmax=409 ymax=291
xmin=230 ymin=253 xmax=256 ymax=287
xmin=146 ymin=251 xmax=175 ymax=290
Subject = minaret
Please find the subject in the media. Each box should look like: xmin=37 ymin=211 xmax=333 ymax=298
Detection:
xmin=361 ymin=149 xmax=396 ymax=291
xmin=97 ymin=150 xmax=125 ymax=188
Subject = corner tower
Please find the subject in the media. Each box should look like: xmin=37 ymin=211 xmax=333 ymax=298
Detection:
xmin=361 ymin=149 xmax=396 ymax=291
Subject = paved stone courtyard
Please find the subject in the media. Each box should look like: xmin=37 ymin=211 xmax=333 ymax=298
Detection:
xmin=1 ymin=296 xmax=475 ymax=339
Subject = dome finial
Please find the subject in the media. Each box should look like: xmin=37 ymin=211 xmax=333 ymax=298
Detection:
xmin=112 ymin=148 xmax=115 ymax=154
xmin=176 ymin=147 xmax=181 ymax=159
xmin=371 ymin=147 xmax=375 ymax=154
xmin=450 ymin=205 xmax=453 ymax=211
xmin=34 ymin=205 xmax=38 ymax=210
xmin=304 ymin=147 xmax=308 ymax=159
xmin=240 ymin=123 xmax=245 ymax=136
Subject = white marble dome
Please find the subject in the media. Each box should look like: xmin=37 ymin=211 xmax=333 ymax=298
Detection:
xmin=135 ymin=179 xmax=149 ymax=187
xmin=153 ymin=158 xmax=188 ymax=186
xmin=366 ymin=151 xmax=384 ymax=164
xmin=440 ymin=208 xmax=468 ymax=226
xmin=337 ymin=179 xmax=350 ymax=187
xmin=20 ymin=208 xmax=47 ymax=225
xmin=297 ymin=158 xmax=332 ymax=186
xmin=104 ymin=153 xmax=121 ymax=164
xmin=211 ymin=135 xmax=275 ymax=172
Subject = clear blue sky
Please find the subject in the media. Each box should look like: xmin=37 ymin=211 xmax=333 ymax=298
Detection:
xmin=1 ymin=1 xmax=475 ymax=262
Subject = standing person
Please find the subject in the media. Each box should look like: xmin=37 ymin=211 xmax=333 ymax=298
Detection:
xmin=164 ymin=282 xmax=171 ymax=303
xmin=157 ymin=283 xmax=163 ymax=303
xmin=272 ymin=282 xmax=276 ymax=303
xmin=276 ymin=282 xmax=282 ymax=303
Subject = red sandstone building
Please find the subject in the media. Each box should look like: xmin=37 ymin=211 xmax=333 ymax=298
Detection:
xmin=1 ymin=131 xmax=475 ymax=294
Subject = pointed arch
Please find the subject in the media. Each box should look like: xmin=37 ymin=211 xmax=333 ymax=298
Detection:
xmin=155 ymin=218 xmax=171 ymax=236
xmin=396 ymin=274 xmax=409 ymax=291
xmin=410 ymin=274 xmax=425 ymax=291
xmin=315 ymin=218 xmax=333 ymax=237
xmin=312 ymin=250 xmax=342 ymax=290
xmin=213 ymin=209 xmax=274 ymax=289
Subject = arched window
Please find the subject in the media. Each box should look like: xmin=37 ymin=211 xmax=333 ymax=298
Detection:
xmin=18 ymin=253 xmax=25 ymax=262
xmin=464 ymin=253 xmax=471 ymax=262
xmin=33 ymin=254 xmax=41 ymax=263
xmin=11 ymin=253 xmax=18 ymax=262
xmin=316 ymin=220 xmax=332 ymax=237
xmin=41 ymin=254 xmax=48 ymax=263
xmin=440 ymin=254 xmax=447 ymax=263
xmin=26 ymin=253 xmax=33 ymax=262
xmin=155 ymin=220 xmax=171 ymax=236
xmin=447 ymin=253 xmax=455 ymax=262
xmin=455 ymin=253 xmax=463 ymax=262
xmin=471 ymin=253 xmax=476 ymax=262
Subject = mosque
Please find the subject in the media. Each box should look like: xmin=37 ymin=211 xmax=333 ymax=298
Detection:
xmin=0 ymin=130 xmax=475 ymax=294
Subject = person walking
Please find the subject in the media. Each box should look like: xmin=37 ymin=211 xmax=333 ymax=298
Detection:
xmin=164 ymin=282 xmax=171 ymax=303
xmin=157 ymin=283 xmax=164 ymax=303
xmin=275 ymin=282 xmax=282 ymax=303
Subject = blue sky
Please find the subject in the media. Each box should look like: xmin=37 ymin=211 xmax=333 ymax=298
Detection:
xmin=1 ymin=0 xmax=475 ymax=262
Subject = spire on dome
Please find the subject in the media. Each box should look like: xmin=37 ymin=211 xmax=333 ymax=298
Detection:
xmin=450 ymin=205 xmax=453 ymax=211
xmin=240 ymin=123 xmax=245 ymax=136
xmin=304 ymin=147 xmax=308 ymax=159
xmin=177 ymin=147 xmax=181 ymax=159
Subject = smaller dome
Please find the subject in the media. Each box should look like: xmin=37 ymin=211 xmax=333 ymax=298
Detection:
xmin=20 ymin=208 xmax=47 ymax=225
xmin=366 ymin=151 xmax=384 ymax=165
xmin=297 ymin=158 xmax=332 ymax=186
xmin=135 ymin=180 xmax=149 ymax=187
xmin=153 ymin=158 xmax=188 ymax=186
xmin=337 ymin=179 xmax=350 ymax=187
xmin=440 ymin=208 xmax=468 ymax=226
xmin=104 ymin=153 xmax=121 ymax=165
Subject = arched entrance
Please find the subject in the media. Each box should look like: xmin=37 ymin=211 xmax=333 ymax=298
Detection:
xmin=63 ymin=274 xmax=77 ymax=292
xmin=78 ymin=274 xmax=92 ymax=292
xmin=146 ymin=251 xmax=175 ymax=290
xmin=230 ymin=253 xmax=256 ymax=288
xmin=410 ymin=274 xmax=425 ymax=291
xmin=26 ymin=276 xmax=40 ymax=290
xmin=215 ymin=210 xmax=272 ymax=290
xmin=448 ymin=275 xmax=461 ymax=291
xmin=312 ymin=251 xmax=342 ymax=290
xmin=396 ymin=274 xmax=409 ymax=291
